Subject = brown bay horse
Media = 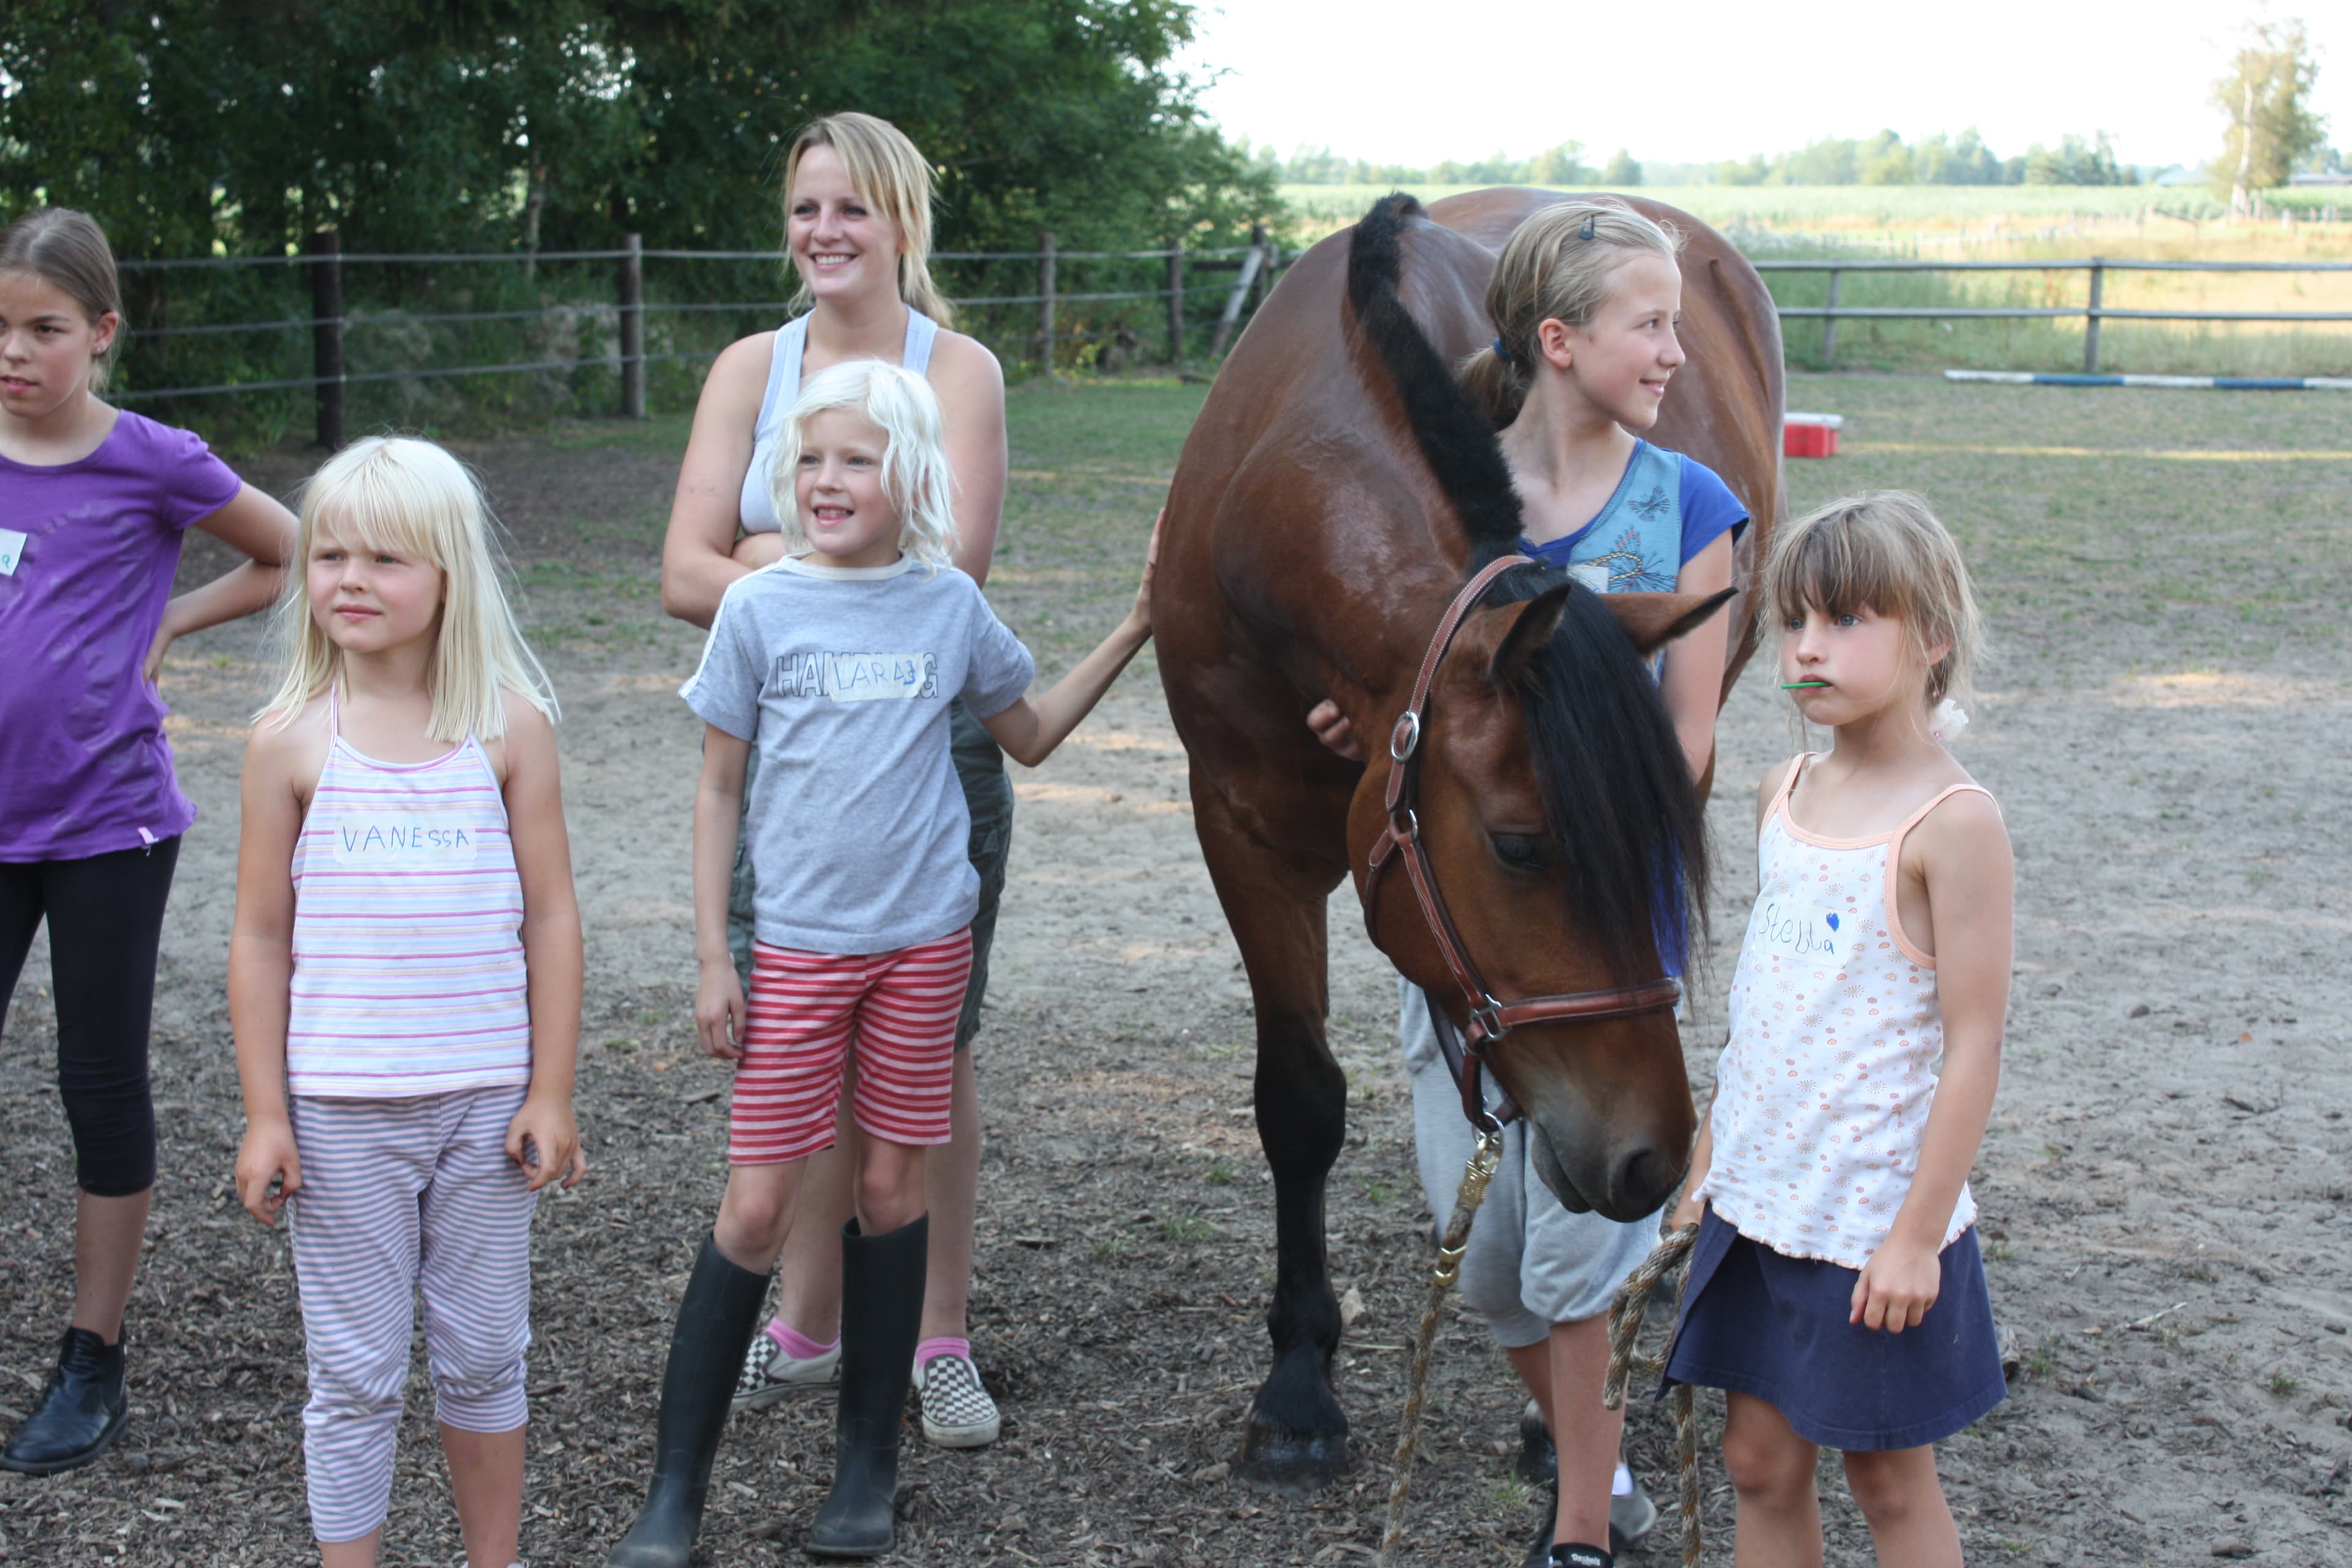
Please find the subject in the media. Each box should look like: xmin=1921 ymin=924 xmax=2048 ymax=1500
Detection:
xmin=1153 ymin=189 xmax=1784 ymax=1483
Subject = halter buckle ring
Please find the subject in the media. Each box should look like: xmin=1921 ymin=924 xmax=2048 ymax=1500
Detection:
xmin=1389 ymin=710 xmax=1422 ymax=762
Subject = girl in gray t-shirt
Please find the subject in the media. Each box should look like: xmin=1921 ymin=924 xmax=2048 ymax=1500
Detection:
xmin=610 ymin=359 xmax=1155 ymax=1566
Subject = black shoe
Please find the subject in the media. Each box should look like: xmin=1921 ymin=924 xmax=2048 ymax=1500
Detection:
xmin=0 ymin=1327 xmax=128 ymax=1476
xmin=807 ymin=1214 xmax=928 ymax=1560
xmin=607 ymin=1235 xmax=772 ymax=1568
xmin=1516 ymin=1397 xmax=1556 ymax=1487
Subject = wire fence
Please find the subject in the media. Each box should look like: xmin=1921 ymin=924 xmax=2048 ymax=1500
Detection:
xmin=107 ymin=228 xmax=1295 ymax=445
xmin=102 ymin=236 xmax=2352 ymax=442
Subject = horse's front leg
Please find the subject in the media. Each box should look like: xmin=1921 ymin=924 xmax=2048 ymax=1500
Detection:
xmin=1193 ymin=777 xmax=1351 ymax=1487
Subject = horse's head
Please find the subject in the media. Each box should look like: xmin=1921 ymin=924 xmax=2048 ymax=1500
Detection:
xmin=1349 ymin=572 xmax=1727 ymax=1220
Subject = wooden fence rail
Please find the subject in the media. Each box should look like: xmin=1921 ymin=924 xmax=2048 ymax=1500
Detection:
xmin=1749 ymin=257 xmax=2352 ymax=373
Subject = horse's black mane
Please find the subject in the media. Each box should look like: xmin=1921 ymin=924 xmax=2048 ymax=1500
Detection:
xmin=1346 ymin=192 xmax=1709 ymax=977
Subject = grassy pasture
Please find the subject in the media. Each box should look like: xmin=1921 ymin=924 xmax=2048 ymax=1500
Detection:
xmin=1279 ymin=184 xmax=2352 ymax=377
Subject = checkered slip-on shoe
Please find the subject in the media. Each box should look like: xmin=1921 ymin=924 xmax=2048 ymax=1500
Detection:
xmin=732 ymin=1325 xmax=841 ymax=1412
xmin=914 ymin=1349 xmax=1001 ymax=1448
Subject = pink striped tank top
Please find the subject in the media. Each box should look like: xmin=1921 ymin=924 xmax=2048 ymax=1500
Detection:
xmin=1696 ymin=755 xmax=1994 ymax=1268
xmin=285 ymin=687 xmax=533 ymax=1098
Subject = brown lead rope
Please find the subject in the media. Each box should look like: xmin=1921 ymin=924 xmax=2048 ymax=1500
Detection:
xmin=1602 ymin=1223 xmax=1703 ymax=1568
xmin=1376 ymin=1125 xmax=1504 ymax=1567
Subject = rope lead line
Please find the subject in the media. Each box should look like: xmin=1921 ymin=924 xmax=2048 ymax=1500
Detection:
xmin=1378 ymin=1127 xmax=1504 ymax=1566
xmin=1603 ymin=1222 xmax=1703 ymax=1568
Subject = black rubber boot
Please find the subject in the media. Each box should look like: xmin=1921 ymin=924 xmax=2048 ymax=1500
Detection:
xmin=806 ymin=1214 xmax=928 ymax=1559
xmin=607 ymin=1235 xmax=772 ymax=1568
xmin=0 ymin=1327 xmax=127 ymax=1475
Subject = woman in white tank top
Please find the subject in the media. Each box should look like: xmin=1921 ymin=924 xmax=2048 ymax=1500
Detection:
xmin=623 ymin=112 xmax=1012 ymax=1568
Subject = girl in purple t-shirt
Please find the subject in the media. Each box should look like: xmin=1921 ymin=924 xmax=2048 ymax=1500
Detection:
xmin=0 ymin=208 xmax=296 ymax=1476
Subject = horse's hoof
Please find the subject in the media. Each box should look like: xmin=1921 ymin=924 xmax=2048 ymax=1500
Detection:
xmin=1236 ymin=1420 xmax=1351 ymax=1491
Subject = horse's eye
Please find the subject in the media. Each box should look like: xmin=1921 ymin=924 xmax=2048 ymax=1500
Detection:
xmin=1490 ymin=832 xmax=1547 ymax=871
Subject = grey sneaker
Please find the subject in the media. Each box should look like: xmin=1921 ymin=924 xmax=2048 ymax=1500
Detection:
xmin=914 ymin=1349 xmax=1000 ymax=1448
xmin=732 ymin=1324 xmax=840 ymax=1412
xmin=1610 ymin=1472 xmax=1660 ymax=1553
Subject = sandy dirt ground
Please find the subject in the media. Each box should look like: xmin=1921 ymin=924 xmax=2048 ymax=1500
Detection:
xmin=2 ymin=375 xmax=2348 ymax=1567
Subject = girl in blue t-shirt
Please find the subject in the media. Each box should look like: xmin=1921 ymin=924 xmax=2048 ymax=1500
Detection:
xmin=1310 ymin=198 xmax=1748 ymax=1567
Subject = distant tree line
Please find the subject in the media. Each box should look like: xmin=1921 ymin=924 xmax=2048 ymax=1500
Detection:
xmin=0 ymin=0 xmax=1278 ymax=261
xmin=1258 ymin=141 xmax=1645 ymax=187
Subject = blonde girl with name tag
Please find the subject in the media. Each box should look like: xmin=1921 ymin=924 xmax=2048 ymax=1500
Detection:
xmin=609 ymin=359 xmax=1153 ymax=1566
xmin=1 ymin=207 xmax=296 ymax=1477
xmin=228 ymin=437 xmax=585 ymax=1568
xmin=1665 ymin=492 xmax=2011 ymax=1568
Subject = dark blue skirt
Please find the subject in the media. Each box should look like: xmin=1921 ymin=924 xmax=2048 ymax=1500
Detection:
xmin=1662 ymin=1208 xmax=2006 ymax=1452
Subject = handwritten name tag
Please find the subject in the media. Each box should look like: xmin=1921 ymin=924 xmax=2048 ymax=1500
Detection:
xmin=1751 ymin=898 xmax=1846 ymax=974
xmin=0 ymin=528 xmax=25 ymax=577
xmin=771 ymin=651 xmax=938 ymax=703
xmin=330 ymin=816 xmax=480 ymax=865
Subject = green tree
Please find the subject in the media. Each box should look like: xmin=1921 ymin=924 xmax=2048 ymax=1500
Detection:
xmin=2212 ymin=18 xmax=2327 ymax=212
xmin=1858 ymin=129 xmax=1913 ymax=185
xmin=1600 ymin=148 xmax=1641 ymax=186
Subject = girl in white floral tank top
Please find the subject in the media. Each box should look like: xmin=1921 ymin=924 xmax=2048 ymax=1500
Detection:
xmin=1665 ymin=492 xmax=2013 ymax=1568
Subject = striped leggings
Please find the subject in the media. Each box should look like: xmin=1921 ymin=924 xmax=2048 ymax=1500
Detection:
xmin=287 ymin=1085 xmax=536 ymax=1544
xmin=730 ymin=929 xmax=973 ymax=1163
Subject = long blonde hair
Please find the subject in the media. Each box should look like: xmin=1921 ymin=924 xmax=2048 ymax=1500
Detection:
xmin=770 ymin=360 xmax=959 ymax=569
xmin=258 ymin=437 xmax=558 ymax=741
xmin=1461 ymin=198 xmax=1682 ymax=428
xmin=782 ymin=112 xmax=955 ymax=327
xmin=1763 ymin=490 xmax=1985 ymax=709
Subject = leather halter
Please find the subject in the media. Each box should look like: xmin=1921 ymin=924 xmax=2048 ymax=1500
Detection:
xmin=1360 ymin=554 xmax=1683 ymax=1133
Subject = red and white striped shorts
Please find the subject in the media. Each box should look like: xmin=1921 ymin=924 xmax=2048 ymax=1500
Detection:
xmin=729 ymin=929 xmax=973 ymax=1164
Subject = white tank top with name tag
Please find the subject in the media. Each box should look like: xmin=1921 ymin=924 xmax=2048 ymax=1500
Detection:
xmin=1696 ymin=754 xmax=1992 ymax=1268
xmin=737 ymin=309 xmax=940 ymax=533
xmin=284 ymin=687 xmax=533 ymax=1098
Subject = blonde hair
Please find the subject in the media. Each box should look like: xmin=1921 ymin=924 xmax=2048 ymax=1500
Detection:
xmin=783 ymin=112 xmax=955 ymax=327
xmin=1763 ymin=490 xmax=1985 ymax=708
xmin=769 ymin=360 xmax=959 ymax=568
xmin=259 ymin=437 xmax=558 ymax=742
xmin=1 ymin=207 xmax=126 ymax=393
xmin=1461 ymin=198 xmax=1682 ymax=428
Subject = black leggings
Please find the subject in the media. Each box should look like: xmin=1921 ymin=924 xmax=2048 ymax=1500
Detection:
xmin=0 ymin=839 xmax=180 ymax=1197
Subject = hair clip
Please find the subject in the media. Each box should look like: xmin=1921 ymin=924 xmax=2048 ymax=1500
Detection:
xmin=1578 ymin=214 xmax=1596 ymax=240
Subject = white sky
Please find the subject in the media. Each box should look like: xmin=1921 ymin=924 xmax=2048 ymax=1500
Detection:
xmin=1177 ymin=1 xmax=2350 ymax=171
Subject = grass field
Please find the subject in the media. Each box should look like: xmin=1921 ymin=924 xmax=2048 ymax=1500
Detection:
xmin=1278 ymin=184 xmax=2352 ymax=376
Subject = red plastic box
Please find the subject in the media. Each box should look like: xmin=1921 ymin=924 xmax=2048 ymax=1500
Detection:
xmin=1783 ymin=412 xmax=1843 ymax=458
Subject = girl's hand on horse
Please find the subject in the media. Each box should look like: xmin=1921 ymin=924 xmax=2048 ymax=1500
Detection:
xmin=507 ymin=1091 xmax=588 ymax=1193
xmin=1850 ymin=1234 xmax=1941 ymax=1333
xmin=234 ymin=1117 xmax=303 ymax=1226
xmin=1125 ymin=508 xmax=1164 ymax=636
xmin=696 ymin=957 xmax=748 ymax=1061
xmin=1304 ymin=699 xmax=1365 ymax=762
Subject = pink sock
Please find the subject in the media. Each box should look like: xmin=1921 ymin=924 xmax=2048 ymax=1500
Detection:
xmin=915 ymin=1336 xmax=970 ymax=1370
xmin=765 ymin=1319 xmax=838 ymax=1359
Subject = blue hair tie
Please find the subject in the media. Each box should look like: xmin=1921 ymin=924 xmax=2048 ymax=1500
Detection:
xmin=1492 ymin=336 xmax=1512 ymax=363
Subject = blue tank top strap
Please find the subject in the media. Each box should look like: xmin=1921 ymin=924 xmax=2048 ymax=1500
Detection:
xmin=752 ymin=315 xmax=810 ymax=448
xmin=903 ymin=309 xmax=938 ymax=375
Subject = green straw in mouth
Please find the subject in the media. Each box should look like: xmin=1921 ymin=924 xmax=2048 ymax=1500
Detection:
xmin=1780 ymin=680 xmax=1830 ymax=689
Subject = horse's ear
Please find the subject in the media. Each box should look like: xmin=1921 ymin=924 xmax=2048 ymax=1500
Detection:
xmin=1485 ymin=584 xmax=1574 ymax=688
xmin=1604 ymin=587 xmax=1736 ymax=655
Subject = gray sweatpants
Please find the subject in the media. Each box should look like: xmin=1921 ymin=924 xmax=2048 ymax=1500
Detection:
xmin=1401 ymin=976 xmax=1663 ymax=1348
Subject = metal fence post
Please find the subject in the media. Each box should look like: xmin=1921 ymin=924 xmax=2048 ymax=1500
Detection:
xmin=2082 ymin=256 xmax=2105 ymax=374
xmin=1036 ymin=229 xmax=1056 ymax=378
xmin=309 ymin=230 xmax=344 ymax=450
xmin=619 ymin=232 xmax=646 ymax=419
xmin=1166 ymin=243 xmax=1185 ymax=364
xmin=1821 ymin=268 xmax=1841 ymax=366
